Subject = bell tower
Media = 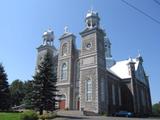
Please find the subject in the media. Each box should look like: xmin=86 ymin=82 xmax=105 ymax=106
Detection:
xmin=79 ymin=10 xmax=107 ymax=114
xmin=85 ymin=10 xmax=100 ymax=29
xmin=36 ymin=29 xmax=57 ymax=72
xmin=42 ymin=29 xmax=54 ymax=46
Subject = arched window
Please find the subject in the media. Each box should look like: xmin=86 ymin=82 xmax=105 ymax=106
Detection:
xmin=61 ymin=63 xmax=67 ymax=80
xmin=62 ymin=43 xmax=67 ymax=56
xmin=60 ymin=94 xmax=66 ymax=100
xmin=101 ymin=78 xmax=105 ymax=102
xmin=76 ymin=60 xmax=80 ymax=80
xmin=141 ymin=89 xmax=145 ymax=106
xmin=118 ymin=86 xmax=121 ymax=106
xmin=85 ymin=78 xmax=92 ymax=101
xmin=112 ymin=84 xmax=116 ymax=105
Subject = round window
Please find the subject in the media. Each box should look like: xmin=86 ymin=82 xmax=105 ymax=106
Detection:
xmin=86 ymin=42 xmax=92 ymax=49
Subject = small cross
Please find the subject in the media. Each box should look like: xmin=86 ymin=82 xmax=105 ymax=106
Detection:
xmin=91 ymin=5 xmax=93 ymax=12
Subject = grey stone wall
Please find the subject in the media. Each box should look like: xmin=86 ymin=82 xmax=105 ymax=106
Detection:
xmin=80 ymin=68 xmax=98 ymax=112
xmin=57 ymin=33 xmax=78 ymax=110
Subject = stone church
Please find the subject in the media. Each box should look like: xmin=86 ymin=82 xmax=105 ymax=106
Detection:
xmin=35 ymin=10 xmax=152 ymax=115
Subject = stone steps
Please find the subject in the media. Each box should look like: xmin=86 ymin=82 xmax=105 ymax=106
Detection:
xmin=57 ymin=110 xmax=83 ymax=116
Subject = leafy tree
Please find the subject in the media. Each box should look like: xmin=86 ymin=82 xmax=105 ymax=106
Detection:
xmin=23 ymin=80 xmax=34 ymax=108
xmin=10 ymin=79 xmax=25 ymax=106
xmin=31 ymin=51 xmax=57 ymax=115
xmin=152 ymin=102 xmax=160 ymax=115
xmin=0 ymin=63 xmax=10 ymax=110
xmin=10 ymin=79 xmax=35 ymax=108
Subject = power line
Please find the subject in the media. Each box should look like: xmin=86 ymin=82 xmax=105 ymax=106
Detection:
xmin=121 ymin=0 xmax=160 ymax=25
xmin=153 ymin=0 xmax=160 ymax=6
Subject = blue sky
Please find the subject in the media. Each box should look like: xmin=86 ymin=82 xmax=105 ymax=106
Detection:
xmin=0 ymin=0 xmax=159 ymax=104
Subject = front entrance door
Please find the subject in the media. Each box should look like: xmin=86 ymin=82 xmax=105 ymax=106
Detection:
xmin=77 ymin=100 xmax=80 ymax=110
xmin=76 ymin=96 xmax=80 ymax=110
xmin=59 ymin=94 xmax=66 ymax=109
xmin=59 ymin=100 xmax=65 ymax=109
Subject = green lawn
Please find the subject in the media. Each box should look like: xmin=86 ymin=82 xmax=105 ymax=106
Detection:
xmin=0 ymin=112 xmax=21 ymax=120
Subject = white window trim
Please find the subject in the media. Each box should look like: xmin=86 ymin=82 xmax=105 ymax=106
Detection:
xmin=61 ymin=62 xmax=67 ymax=80
xmin=85 ymin=78 xmax=92 ymax=102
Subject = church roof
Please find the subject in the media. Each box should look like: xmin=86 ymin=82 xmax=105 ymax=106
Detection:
xmin=110 ymin=58 xmax=139 ymax=79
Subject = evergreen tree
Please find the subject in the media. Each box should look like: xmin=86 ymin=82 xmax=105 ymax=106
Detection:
xmin=0 ymin=63 xmax=10 ymax=110
xmin=31 ymin=51 xmax=57 ymax=115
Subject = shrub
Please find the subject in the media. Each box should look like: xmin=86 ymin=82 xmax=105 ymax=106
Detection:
xmin=39 ymin=112 xmax=57 ymax=120
xmin=100 ymin=112 xmax=108 ymax=116
xmin=64 ymin=108 xmax=69 ymax=111
xmin=152 ymin=103 xmax=160 ymax=115
xmin=20 ymin=110 xmax=38 ymax=120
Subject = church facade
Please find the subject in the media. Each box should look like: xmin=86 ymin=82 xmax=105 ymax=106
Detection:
xmin=35 ymin=10 xmax=152 ymax=115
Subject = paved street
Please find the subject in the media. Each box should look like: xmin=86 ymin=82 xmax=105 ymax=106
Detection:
xmin=54 ymin=110 xmax=160 ymax=120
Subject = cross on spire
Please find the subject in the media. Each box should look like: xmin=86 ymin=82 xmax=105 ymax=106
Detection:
xmin=90 ymin=5 xmax=94 ymax=12
xmin=64 ymin=26 xmax=69 ymax=33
